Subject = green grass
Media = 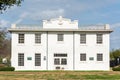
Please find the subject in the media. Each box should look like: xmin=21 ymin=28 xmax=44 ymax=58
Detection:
xmin=0 ymin=71 xmax=120 ymax=80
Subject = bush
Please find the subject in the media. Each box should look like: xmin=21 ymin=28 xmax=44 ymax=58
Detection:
xmin=112 ymin=67 xmax=120 ymax=71
xmin=0 ymin=67 xmax=15 ymax=71
xmin=0 ymin=64 xmax=7 ymax=68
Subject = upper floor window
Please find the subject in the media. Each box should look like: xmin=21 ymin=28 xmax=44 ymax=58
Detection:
xmin=80 ymin=34 xmax=86 ymax=44
xmin=18 ymin=34 xmax=24 ymax=43
xmin=80 ymin=53 xmax=86 ymax=61
xmin=97 ymin=53 xmax=103 ymax=61
xmin=35 ymin=34 xmax=41 ymax=44
xmin=57 ymin=34 xmax=64 ymax=41
xmin=97 ymin=34 xmax=103 ymax=44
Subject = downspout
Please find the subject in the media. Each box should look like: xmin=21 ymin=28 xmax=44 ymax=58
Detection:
xmin=46 ymin=31 xmax=48 ymax=70
xmin=73 ymin=31 xmax=75 ymax=70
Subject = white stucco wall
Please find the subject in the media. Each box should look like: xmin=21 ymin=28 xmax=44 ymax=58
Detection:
xmin=11 ymin=32 xmax=47 ymax=70
xmin=11 ymin=31 xmax=110 ymax=71
xmin=10 ymin=17 xmax=111 ymax=71
xmin=43 ymin=16 xmax=78 ymax=29
xmin=74 ymin=32 xmax=110 ymax=70
xmin=47 ymin=32 xmax=74 ymax=70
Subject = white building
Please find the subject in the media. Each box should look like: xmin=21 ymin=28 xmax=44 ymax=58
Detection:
xmin=9 ymin=16 xmax=112 ymax=71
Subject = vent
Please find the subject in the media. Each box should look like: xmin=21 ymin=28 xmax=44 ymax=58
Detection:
xmin=56 ymin=66 xmax=60 ymax=70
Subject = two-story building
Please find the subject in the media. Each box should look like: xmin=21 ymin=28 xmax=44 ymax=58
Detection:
xmin=9 ymin=16 xmax=112 ymax=71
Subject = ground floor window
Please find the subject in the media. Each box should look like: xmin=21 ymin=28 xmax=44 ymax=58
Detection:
xmin=54 ymin=58 xmax=60 ymax=65
xmin=35 ymin=53 xmax=41 ymax=66
xmin=54 ymin=58 xmax=67 ymax=65
xmin=80 ymin=53 xmax=86 ymax=61
xmin=54 ymin=53 xmax=67 ymax=65
xmin=97 ymin=53 xmax=103 ymax=61
xmin=18 ymin=53 xmax=24 ymax=66
xmin=61 ymin=58 xmax=67 ymax=65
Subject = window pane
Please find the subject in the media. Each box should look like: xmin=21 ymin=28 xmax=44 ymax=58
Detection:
xmin=54 ymin=54 xmax=67 ymax=57
xmin=80 ymin=53 xmax=86 ymax=61
xmin=18 ymin=53 xmax=24 ymax=66
xmin=54 ymin=58 xmax=60 ymax=65
xmin=97 ymin=34 xmax=103 ymax=44
xmin=35 ymin=34 xmax=41 ymax=43
xmin=61 ymin=58 xmax=67 ymax=65
xmin=97 ymin=54 xmax=103 ymax=61
xmin=80 ymin=34 xmax=86 ymax=44
xmin=18 ymin=34 xmax=24 ymax=43
xmin=35 ymin=53 xmax=41 ymax=66
xmin=58 ymin=34 xmax=63 ymax=41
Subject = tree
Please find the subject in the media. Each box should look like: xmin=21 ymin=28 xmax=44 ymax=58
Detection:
xmin=0 ymin=0 xmax=23 ymax=13
xmin=110 ymin=49 xmax=120 ymax=60
xmin=0 ymin=30 xmax=6 ymax=48
xmin=0 ymin=29 xmax=11 ymax=58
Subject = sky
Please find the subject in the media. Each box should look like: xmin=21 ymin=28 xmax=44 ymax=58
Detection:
xmin=0 ymin=0 xmax=120 ymax=50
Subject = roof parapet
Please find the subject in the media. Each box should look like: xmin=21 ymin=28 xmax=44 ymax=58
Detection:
xmin=104 ymin=24 xmax=110 ymax=29
xmin=11 ymin=24 xmax=16 ymax=28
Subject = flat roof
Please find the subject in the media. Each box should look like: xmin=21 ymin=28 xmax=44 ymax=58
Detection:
xmin=8 ymin=28 xmax=113 ymax=33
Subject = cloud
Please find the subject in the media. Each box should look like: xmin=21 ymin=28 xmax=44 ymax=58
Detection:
xmin=15 ymin=12 xmax=28 ymax=24
xmin=40 ymin=9 xmax=65 ymax=19
xmin=111 ymin=23 xmax=120 ymax=29
xmin=28 ymin=9 xmax=65 ymax=20
xmin=0 ymin=20 xmax=9 ymax=28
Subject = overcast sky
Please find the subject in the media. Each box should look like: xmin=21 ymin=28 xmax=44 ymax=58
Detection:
xmin=0 ymin=0 xmax=120 ymax=50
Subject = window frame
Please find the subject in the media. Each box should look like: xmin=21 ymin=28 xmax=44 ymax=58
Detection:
xmin=18 ymin=53 xmax=24 ymax=66
xmin=97 ymin=53 xmax=103 ymax=61
xmin=35 ymin=34 xmax=41 ymax=44
xmin=80 ymin=34 xmax=86 ymax=44
xmin=96 ymin=34 xmax=103 ymax=44
xmin=80 ymin=53 xmax=86 ymax=61
xmin=57 ymin=34 xmax=64 ymax=41
xmin=18 ymin=34 xmax=24 ymax=44
xmin=61 ymin=58 xmax=67 ymax=65
xmin=35 ymin=53 xmax=41 ymax=66
xmin=54 ymin=58 xmax=60 ymax=65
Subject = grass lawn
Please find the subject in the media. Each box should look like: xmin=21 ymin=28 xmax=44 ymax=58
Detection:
xmin=0 ymin=71 xmax=120 ymax=80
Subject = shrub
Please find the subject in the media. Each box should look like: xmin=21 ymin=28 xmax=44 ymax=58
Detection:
xmin=0 ymin=64 xmax=7 ymax=68
xmin=0 ymin=67 xmax=15 ymax=71
xmin=112 ymin=67 xmax=120 ymax=71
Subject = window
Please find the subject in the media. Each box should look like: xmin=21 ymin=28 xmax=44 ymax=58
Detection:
xmin=58 ymin=34 xmax=63 ymax=41
xmin=35 ymin=34 xmax=41 ymax=44
xmin=35 ymin=53 xmax=41 ymax=66
xmin=18 ymin=34 xmax=24 ymax=43
xmin=54 ymin=58 xmax=60 ymax=65
xmin=61 ymin=58 xmax=67 ymax=65
xmin=54 ymin=54 xmax=67 ymax=57
xmin=89 ymin=57 xmax=94 ymax=61
xmin=97 ymin=34 xmax=103 ymax=44
xmin=27 ymin=57 xmax=32 ymax=60
xmin=56 ymin=66 xmax=60 ymax=69
xmin=54 ymin=53 xmax=67 ymax=65
xmin=97 ymin=54 xmax=103 ymax=61
xmin=80 ymin=53 xmax=86 ymax=61
xmin=80 ymin=34 xmax=86 ymax=44
xmin=18 ymin=53 xmax=24 ymax=66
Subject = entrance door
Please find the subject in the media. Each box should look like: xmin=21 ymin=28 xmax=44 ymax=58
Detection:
xmin=54 ymin=53 xmax=67 ymax=70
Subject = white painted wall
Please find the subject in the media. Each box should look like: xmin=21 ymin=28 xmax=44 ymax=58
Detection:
xmin=47 ymin=32 xmax=74 ymax=70
xmin=11 ymin=32 xmax=47 ymax=70
xmin=11 ymin=32 xmax=110 ymax=71
xmin=43 ymin=16 xmax=78 ymax=29
xmin=10 ymin=17 xmax=111 ymax=71
xmin=74 ymin=32 xmax=110 ymax=70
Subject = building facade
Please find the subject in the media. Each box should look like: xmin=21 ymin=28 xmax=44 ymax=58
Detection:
xmin=9 ymin=16 xmax=112 ymax=71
